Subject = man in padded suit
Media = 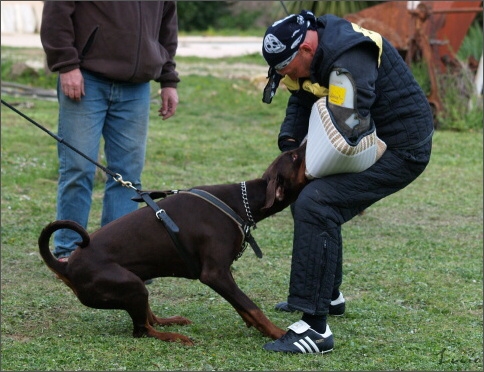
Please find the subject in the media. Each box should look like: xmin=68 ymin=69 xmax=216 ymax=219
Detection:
xmin=261 ymin=10 xmax=433 ymax=354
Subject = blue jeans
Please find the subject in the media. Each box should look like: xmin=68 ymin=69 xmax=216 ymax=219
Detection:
xmin=54 ymin=70 xmax=150 ymax=258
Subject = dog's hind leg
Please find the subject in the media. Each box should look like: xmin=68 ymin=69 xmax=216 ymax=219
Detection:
xmin=125 ymin=292 xmax=194 ymax=345
xmin=117 ymin=280 xmax=194 ymax=345
xmin=75 ymin=266 xmax=194 ymax=345
xmin=132 ymin=304 xmax=193 ymax=346
xmin=146 ymin=304 xmax=192 ymax=327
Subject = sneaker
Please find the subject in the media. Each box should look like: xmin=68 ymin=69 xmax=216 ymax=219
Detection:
xmin=329 ymin=292 xmax=345 ymax=316
xmin=275 ymin=292 xmax=346 ymax=316
xmin=263 ymin=320 xmax=334 ymax=354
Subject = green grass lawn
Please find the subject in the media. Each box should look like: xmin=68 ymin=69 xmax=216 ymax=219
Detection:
xmin=1 ymin=57 xmax=482 ymax=371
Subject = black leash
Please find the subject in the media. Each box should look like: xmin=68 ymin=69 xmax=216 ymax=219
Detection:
xmin=1 ymin=98 xmax=200 ymax=276
xmin=1 ymin=99 xmax=118 ymax=180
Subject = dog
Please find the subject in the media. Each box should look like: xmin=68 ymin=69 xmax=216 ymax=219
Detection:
xmin=38 ymin=143 xmax=308 ymax=345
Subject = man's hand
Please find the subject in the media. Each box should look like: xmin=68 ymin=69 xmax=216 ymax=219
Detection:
xmin=279 ymin=137 xmax=298 ymax=152
xmin=60 ymin=68 xmax=85 ymax=101
xmin=158 ymin=87 xmax=178 ymax=120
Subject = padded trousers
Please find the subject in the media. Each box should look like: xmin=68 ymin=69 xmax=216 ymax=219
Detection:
xmin=287 ymin=140 xmax=432 ymax=315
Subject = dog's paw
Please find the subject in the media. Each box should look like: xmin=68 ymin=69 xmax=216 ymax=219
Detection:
xmin=152 ymin=315 xmax=192 ymax=326
xmin=177 ymin=335 xmax=195 ymax=346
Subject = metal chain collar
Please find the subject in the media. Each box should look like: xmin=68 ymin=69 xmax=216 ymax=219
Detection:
xmin=240 ymin=181 xmax=256 ymax=228
xmin=236 ymin=182 xmax=256 ymax=260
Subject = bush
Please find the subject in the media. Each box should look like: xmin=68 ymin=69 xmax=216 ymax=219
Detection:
xmin=458 ymin=21 xmax=483 ymax=61
xmin=411 ymin=21 xmax=483 ymax=131
xmin=177 ymin=2 xmax=232 ymax=32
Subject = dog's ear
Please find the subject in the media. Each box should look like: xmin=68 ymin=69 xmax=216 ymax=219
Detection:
xmin=264 ymin=175 xmax=284 ymax=210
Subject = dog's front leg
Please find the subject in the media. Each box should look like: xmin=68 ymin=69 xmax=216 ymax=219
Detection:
xmin=200 ymin=269 xmax=285 ymax=340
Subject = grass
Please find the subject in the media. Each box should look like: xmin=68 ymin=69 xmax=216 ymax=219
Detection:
xmin=1 ymin=49 xmax=483 ymax=371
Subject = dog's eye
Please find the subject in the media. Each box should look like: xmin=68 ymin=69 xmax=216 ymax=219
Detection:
xmin=292 ymin=153 xmax=298 ymax=161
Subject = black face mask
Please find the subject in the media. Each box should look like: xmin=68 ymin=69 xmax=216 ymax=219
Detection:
xmin=262 ymin=67 xmax=282 ymax=104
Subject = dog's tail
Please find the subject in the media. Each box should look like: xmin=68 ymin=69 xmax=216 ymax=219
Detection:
xmin=38 ymin=220 xmax=89 ymax=279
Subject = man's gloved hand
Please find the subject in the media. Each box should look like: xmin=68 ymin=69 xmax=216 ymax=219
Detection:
xmin=278 ymin=137 xmax=298 ymax=152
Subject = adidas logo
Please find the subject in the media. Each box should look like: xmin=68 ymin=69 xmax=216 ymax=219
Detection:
xmin=293 ymin=336 xmax=321 ymax=353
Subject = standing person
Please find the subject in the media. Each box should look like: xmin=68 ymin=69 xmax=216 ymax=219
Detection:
xmin=40 ymin=1 xmax=179 ymax=261
xmin=261 ymin=10 xmax=433 ymax=353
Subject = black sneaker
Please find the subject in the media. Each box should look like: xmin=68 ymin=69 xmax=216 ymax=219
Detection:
xmin=274 ymin=292 xmax=346 ymax=316
xmin=263 ymin=320 xmax=334 ymax=354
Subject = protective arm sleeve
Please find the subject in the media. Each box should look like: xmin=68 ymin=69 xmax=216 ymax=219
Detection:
xmin=332 ymin=44 xmax=378 ymax=118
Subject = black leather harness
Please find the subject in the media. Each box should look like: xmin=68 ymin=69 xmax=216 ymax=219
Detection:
xmin=133 ymin=183 xmax=262 ymax=277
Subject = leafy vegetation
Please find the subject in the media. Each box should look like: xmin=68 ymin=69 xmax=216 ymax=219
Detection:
xmin=458 ymin=22 xmax=483 ymax=61
xmin=284 ymin=1 xmax=384 ymax=17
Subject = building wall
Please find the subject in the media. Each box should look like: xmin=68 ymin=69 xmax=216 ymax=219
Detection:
xmin=1 ymin=1 xmax=43 ymax=33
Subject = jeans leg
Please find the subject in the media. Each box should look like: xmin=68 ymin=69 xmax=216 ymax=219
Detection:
xmin=53 ymin=75 xmax=107 ymax=257
xmin=100 ymin=81 xmax=150 ymax=226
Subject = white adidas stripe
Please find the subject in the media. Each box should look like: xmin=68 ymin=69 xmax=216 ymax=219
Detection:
xmin=293 ymin=342 xmax=306 ymax=353
xmin=293 ymin=336 xmax=320 ymax=353
xmin=304 ymin=336 xmax=320 ymax=352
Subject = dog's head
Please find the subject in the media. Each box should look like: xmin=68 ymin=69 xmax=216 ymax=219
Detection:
xmin=262 ymin=142 xmax=308 ymax=210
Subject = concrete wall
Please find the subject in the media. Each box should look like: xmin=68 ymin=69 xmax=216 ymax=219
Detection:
xmin=1 ymin=1 xmax=43 ymax=33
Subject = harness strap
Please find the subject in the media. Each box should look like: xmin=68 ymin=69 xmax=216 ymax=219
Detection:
xmin=136 ymin=191 xmax=201 ymax=277
xmin=183 ymin=189 xmax=263 ymax=258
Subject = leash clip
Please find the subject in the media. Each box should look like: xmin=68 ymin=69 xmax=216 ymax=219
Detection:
xmin=113 ymin=173 xmax=137 ymax=190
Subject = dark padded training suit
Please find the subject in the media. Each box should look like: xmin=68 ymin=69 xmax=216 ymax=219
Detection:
xmin=278 ymin=15 xmax=434 ymax=316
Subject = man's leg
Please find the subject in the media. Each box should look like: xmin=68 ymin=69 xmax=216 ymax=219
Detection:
xmin=53 ymin=73 xmax=108 ymax=258
xmin=100 ymin=81 xmax=150 ymax=226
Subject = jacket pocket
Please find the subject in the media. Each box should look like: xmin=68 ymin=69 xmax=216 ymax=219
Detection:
xmin=80 ymin=26 xmax=99 ymax=62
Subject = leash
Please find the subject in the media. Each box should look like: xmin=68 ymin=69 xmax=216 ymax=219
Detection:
xmin=1 ymin=99 xmax=118 ymax=179
xmin=1 ymin=98 xmax=200 ymax=276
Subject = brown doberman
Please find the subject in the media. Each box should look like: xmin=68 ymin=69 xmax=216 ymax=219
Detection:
xmin=38 ymin=144 xmax=308 ymax=345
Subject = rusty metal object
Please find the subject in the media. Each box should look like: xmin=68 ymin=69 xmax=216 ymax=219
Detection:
xmin=406 ymin=2 xmax=444 ymax=114
xmin=345 ymin=1 xmax=482 ymax=118
xmin=345 ymin=2 xmax=412 ymax=52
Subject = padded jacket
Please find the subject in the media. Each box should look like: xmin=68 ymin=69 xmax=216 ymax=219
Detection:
xmin=40 ymin=1 xmax=179 ymax=87
xmin=278 ymin=14 xmax=434 ymax=151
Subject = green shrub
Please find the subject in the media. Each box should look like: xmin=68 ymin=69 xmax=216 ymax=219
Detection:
xmin=410 ymin=20 xmax=483 ymax=131
xmin=177 ymin=1 xmax=231 ymax=32
xmin=458 ymin=22 xmax=483 ymax=61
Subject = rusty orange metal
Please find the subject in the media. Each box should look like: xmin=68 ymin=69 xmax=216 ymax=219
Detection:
xmin=345 ymin=2 xmax=413 ymax=52
xmin=430 ymin=1 xmax=482 ymax=70
xmin=345 ymin=1 xmax=482 ymax=116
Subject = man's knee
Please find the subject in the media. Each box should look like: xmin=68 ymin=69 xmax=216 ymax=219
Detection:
xmin=293 ymin=187 xmax=338 ymax=226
